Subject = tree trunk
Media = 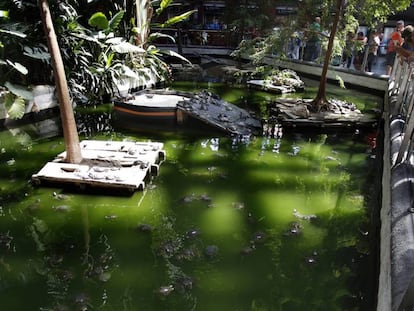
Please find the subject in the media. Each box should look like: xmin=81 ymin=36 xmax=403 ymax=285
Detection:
xmin=312 ymin=0 xmax=345 ymax=111
xmin=38 ymin=0 xmax=82 ymax=164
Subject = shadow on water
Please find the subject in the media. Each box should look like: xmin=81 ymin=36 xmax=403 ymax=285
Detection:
xmin=0 ymin=78 xmax=382 ymax=310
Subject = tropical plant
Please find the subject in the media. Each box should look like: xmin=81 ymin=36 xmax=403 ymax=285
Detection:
xmin=0 ymin=2 xmax=53 ymax=119
xmin=55 ymin=0 xmax=194 ymax=105
xmin=0 ymin=22 xmax=30 ymax=119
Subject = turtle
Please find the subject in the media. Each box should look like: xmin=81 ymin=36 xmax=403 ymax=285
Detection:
xmin=204 ymin=245 xmax=219 ymax=259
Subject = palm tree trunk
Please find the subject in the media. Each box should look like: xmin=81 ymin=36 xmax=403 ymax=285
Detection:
xmin=313 ymin=0 xmax=345 ymax=110
xmin=38 ymin=0 xmax=82 ymax=164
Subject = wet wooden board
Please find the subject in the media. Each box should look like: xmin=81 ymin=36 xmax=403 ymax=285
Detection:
xmin=31 ymin=140 xmax=166 ymax=193
xmin=177 ymin=91 xmax=262 ymax=136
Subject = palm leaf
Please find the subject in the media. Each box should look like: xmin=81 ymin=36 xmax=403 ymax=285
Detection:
xmin=158 ymin=49 xmax=191 ymax=64
xmin=158 ymin=10 xmax=195 ymax=28
xmin=148 ymin=32 xmax=175 ymax=43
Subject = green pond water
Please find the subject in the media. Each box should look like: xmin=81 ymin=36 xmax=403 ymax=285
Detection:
xmin=0 ymin=81 xmax=381 ymax=310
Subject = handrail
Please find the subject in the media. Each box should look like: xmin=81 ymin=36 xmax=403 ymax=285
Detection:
xmin=390 ymin=55 xmax=414 ymax=165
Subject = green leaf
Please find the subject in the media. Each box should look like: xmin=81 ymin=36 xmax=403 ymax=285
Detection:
xmin=7 ymin=96 xmax=26 ymax=119
xmin=156 ymin=0 xmax=173 ymax=15
xmin=105 ymin=52 xmax=115 ymax=68
xmin=108 ymin=10 xmax=125 ymax=32
xmin=88 ymin=12 xmax=109 ymax=30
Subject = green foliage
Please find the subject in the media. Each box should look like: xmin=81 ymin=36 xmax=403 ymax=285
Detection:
xmin=154 ymin=10 xmax=196 ymax=29
xmin=359 ymin=0 xmax=412 ymax=27
xmin=156 ymin=0 xmax=174 ymax=15
xmin=1 ymin=82 xmax=33 ymax=119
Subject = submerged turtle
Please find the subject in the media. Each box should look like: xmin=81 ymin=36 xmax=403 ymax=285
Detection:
xmin=204 ymin=245 xmax=219 ymax=259
xmin=53 ymin=205 xmax=71 ymax=212
xmin=283 ymin=221 xmax=302 ymax=237
xmin=174 ymin=275 xmax=194 ymax=293
xmin=156 ymin=285 xmax=174 ymax=297
xmin=176 ymin=246 xmax=200 ymax=261
xmin=157 ymin=240 xmax=180 ymax=258
xmin=240 ymin=244 xmax=256 ymax=256
xmin=251 ymin=231 xmax=267 ymax=244
xmin=73 ymin=292 xmax=91 ymax=311
xmin=136 ymin=223 xmax=153 ymax=233
xmin=185 ymin=228 xmax=201 ymax=239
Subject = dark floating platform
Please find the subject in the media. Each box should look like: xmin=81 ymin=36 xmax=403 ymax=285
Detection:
xmin=31 ymin=140 xmax=166 ymax=194
xmin=177 ymin=90 xmax=262 ymax=136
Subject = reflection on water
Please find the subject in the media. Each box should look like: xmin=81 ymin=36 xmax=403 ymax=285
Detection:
xmin=0 ymin=84 xmax=380 ymax=310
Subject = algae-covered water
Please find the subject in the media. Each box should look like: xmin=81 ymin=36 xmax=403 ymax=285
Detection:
xmin=0 ymin=82 xmax=381 ymax=310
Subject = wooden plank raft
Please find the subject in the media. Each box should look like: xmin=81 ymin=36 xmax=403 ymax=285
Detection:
xmin=31 ymin=140 xmax=166 ymax=193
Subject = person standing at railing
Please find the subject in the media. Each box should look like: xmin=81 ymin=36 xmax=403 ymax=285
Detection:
xmin=385 ymin=20 xmax=405 ymax=76
xmin=353 ymin=31 xmax=367 ymax=70
xmin=401 ymin=25 xmax=414 ymax=51
xmin=342 ymin=31 xmax=354 ymax=68
xmin=367 ymin=30 xmax=381 ymax=72
xmin=304 ymin=17 xmax=321 ymax=62
xmin=395 ymin=26 xmax=414 ymax=61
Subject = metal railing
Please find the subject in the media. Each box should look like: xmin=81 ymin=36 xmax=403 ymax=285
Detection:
xmin=285 ymin=38 xmax=388 ymax=75
xmin=152 ymin=27 xmax=240 ymax=48
xmin=389 ymin=55 xmax=414 ymax=166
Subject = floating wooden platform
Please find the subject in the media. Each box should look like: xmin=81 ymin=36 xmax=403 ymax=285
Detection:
xmin=31 ymin=140 xmax=166 ymax=193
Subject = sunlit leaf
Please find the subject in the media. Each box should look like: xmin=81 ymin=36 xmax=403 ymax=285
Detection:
xmin=110 ymin=41 xmax=146 ymax=54
xmin=5 ymin=60 xmax=28 ymax=75
xmin=0 ymin=28 xmax=26 ymax=38
xmin=156 ymin=0 xmax=173 ymax=15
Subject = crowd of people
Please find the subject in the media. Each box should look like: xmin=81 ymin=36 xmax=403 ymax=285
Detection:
xmin=287 ymin=17 xmax=414 ymax=76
